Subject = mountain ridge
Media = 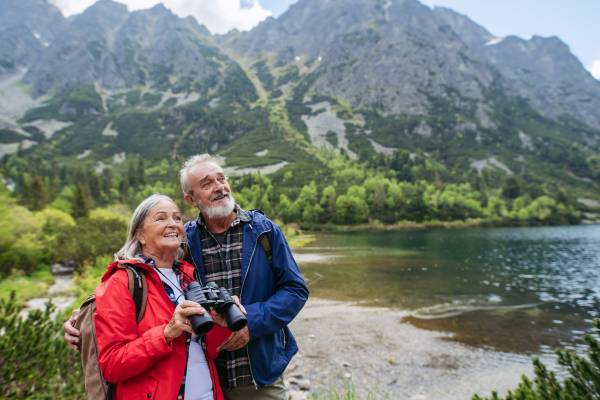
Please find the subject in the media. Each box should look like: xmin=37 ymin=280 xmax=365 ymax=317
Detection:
xmin=1 ymin=0 xmax=600 ymax=209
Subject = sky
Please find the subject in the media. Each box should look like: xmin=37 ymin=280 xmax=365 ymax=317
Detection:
xmin=49 ymin=0 xmax=600 ymax=79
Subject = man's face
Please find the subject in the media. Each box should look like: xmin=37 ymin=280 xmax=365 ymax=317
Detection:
xmin=184 ymin=162 xmax=235 ymax=219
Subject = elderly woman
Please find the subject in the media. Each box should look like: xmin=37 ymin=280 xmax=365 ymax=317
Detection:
xmin=94 ymin=194 xmax=242 ymax=400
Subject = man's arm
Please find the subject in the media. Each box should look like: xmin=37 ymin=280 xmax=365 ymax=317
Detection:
xmin=244 ymin=223 xmax=309 ymax=340
xmin=64 ymin=309 xmax=80 ymax=351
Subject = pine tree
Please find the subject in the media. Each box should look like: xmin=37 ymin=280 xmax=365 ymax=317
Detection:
xmin=473 ymin=319 xmax=600 ymax=400
xmin=28 ymin=175 xmax=47 ymax=211
xmin=137 ymin=158 xmax=146 ymax=186
xmin=89 ymin=172 xmax=101 ymax=198
xmin=72 ymin=182 xmax=89 ymax=218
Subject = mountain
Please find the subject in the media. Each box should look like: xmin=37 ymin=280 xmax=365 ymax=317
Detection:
xmin=1 ymin=0 xmax=600 ymax=211
xmin=433 ymin=6 xmax=600 ymax=133
xmin=0 ymin=0 xmax=67 ymax=74
xmin=23 ymin=0 xmax=219 ymax=97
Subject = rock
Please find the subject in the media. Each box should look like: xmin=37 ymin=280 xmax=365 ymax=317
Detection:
xmin=308 ymin=334 xmax=316 ymax=339
xmin=288 ymin=390 xmax=307 ymax=400
xmin=288 ymin=376 xmax=299 ymax=385
xmin=342 ymin=362 xmax=352 ymax=367
xmin=285 ymin=363 xmax=297 ymax=374
xmin=299 ymin=379 xmax=311 ymax=390
xmin=51 ymin=261 xmax=75 ymax=275
xmin=290 ymin=372 xmax=303 ymax=379
xmin=344 ymin=372 xmax=351 ymax=379
xmin=410 ymin=396 xmax=427 ymax=400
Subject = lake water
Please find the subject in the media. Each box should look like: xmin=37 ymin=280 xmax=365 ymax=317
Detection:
xmin=294 ymin=225 xmax=600 ymax=355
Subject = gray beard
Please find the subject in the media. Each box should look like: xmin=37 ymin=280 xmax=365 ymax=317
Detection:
xmin=197 ymin=193 xmax=236 ymax=220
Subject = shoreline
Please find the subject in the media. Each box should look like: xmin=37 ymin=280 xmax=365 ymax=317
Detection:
xmin=287 ymin=298 xmax=553 ymax=400
xmin=299 ymin=219 xmax=594 ymax=235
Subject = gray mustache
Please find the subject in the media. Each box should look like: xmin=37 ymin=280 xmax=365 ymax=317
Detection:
xmin=210 ymin=191 xmax=230 ymax=201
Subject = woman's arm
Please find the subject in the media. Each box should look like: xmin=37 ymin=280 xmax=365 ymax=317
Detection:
xmin=94 ymin=271 xmax=172 ymax=383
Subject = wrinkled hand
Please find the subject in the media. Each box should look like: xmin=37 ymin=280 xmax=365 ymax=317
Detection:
xmin=212 ymin=295 xmax=247 ymax=328
xmin=216 ymin=326 xmax=250 ymax=352
xmin=64 ymin=309 xmax=80 ymax=351
xmin=164 ymin=300 xmax=205 ymax=343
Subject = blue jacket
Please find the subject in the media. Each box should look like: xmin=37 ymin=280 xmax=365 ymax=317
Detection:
xmin=184 ymin=209 xmax=309 ymax=387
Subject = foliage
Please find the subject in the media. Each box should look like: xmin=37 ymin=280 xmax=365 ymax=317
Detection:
xmin=473 ymin=319 xmax=600 ymax=400
xmin=0 ymin=291 xmax=86 ymax=398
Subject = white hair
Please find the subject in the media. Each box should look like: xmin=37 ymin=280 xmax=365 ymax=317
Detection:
xmin=180 ymin=153 xmax=220 ymax=195
xmin=115 ymin=193 xmax=185 ymax=261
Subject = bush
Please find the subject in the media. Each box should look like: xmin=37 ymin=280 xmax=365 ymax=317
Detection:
xmin=0 ymin=291 xmax=86 ymax=398
xmin=473 ymin=319 xmax=600 ymax=400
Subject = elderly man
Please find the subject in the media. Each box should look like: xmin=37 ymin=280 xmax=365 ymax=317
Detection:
xmin=64 ymin=154 xmax=308 ymax=400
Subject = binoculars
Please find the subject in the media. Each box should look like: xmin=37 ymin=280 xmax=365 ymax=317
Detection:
xmin=184 ymin=281 xmax=248 ymax=335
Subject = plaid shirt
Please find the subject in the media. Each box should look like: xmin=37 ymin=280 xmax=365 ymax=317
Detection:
xmin=136 ymin=255 xmax=193 ymax=399
xmin=196 ymin=206 xmax=253 ymax=389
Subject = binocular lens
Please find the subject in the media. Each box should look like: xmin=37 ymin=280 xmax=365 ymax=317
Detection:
xmin=185 ymin=282 xmax=215 ymax=335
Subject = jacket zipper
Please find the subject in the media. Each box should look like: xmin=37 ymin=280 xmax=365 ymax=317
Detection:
xmin=240 ymin=226 xmax=271 ymax=390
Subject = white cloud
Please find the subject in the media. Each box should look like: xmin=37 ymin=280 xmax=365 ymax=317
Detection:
xmin=48 ymin=0 xmax=271 ymax=34
xmin=591 ymin=60 xmax=600 ymax=80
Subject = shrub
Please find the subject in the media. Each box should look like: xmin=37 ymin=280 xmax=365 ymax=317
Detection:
xmin=473 ymin=319 xmax=600 ymax=400
xmin=0 ymin=291 xmax=86 ymax=398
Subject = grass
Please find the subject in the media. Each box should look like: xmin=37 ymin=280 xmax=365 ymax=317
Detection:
xmin=0 ymin=265 xmax=55 ymax=304
xmin=310 ymin=379 xmax=387 ymax=399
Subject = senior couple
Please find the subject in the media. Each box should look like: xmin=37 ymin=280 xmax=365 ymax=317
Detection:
xmin=63 ymin=154 xmax=309 ymax=400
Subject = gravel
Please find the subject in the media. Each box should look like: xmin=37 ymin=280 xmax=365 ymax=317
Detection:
xmin=286 ymin=298 xmax=537 ymax=399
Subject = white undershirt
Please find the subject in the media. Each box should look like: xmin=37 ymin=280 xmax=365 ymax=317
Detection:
xmin=157 ymin=269 xmax=213 ymax=400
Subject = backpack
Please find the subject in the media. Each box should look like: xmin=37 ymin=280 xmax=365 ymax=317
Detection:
xmin=74 ymin=265 xmax=148 ymax=400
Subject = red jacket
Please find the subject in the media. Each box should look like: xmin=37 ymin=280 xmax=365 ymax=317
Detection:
xmin=94 ymin=259 xmax=229 ymax=400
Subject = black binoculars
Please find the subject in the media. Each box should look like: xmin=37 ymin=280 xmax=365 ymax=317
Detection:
xmin=184 ymin=281 xmax=248 ymax=335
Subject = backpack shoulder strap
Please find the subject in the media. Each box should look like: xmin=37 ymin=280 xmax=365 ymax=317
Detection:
xmin=123 ymin=265 xmax=148 ymax=324
xmin=257 ymin=232 xmax=273 ymax=268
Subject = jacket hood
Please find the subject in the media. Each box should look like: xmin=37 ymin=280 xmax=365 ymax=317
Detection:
xmin=101 ymin=258 xmax=197 ymax=283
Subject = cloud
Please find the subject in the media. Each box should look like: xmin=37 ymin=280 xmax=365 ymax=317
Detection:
xmin=48 ymin=0 xmax=272 ymax=34
xmin=591 ymin=61 xmax=600 ymax=81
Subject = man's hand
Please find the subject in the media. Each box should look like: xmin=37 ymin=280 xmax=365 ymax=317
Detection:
xmin=64 ymin=309 xmax=80 ymax=351
xmin=216 ymin=326 xmax=250 ymax=352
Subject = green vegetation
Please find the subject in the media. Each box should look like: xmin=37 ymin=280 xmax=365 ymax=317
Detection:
xmin=0 ymin=265 xmax=54 ymax=303
xmin=0 ymin=292 xmax=86 ymax=398
xmin=0 ymin=129 xmax=28 ymax=143
xmin=312 ymin=379 xmax=383 ymax=399
xmin=473 ymin=319 xmax=600 ymax=400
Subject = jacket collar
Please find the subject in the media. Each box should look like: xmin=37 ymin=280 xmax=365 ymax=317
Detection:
xmin=101 ymin=257 xmax=196 ymax=283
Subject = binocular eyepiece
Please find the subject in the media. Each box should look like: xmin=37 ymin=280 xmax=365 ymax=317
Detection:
xmin=184 ymin=281 xmax=248 ymax=336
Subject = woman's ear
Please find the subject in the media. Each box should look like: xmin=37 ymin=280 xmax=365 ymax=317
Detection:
xmin=136 ymin=229 xmax=146 ymax=245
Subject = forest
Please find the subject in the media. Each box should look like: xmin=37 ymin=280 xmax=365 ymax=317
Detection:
xmin=0 ymin=140 xmax=585 ymax=282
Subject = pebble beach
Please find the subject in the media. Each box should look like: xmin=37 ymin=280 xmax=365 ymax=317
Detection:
xmin=285 ymin=299 xmax=538 ymax=400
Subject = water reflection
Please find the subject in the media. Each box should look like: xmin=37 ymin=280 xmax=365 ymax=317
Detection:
xmin=294 ymin=225 xmax=600 ymax=354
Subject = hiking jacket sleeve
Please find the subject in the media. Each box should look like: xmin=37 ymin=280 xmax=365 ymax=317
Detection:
xmin=94 ymin=271 xmax=172 ymax=383
xmin=244 ymin=223 xmax=309 ymax=339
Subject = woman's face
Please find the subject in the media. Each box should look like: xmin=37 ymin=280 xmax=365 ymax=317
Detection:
xmin=138 ymin=200 xmax=184 ymax=255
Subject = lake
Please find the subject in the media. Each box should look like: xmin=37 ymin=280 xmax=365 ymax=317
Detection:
xmin=294 ymin=225 xmax=600 ymax=355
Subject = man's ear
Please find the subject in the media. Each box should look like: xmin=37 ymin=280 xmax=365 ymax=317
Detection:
xmin=184 ymin=193 xmax=197 ymax=208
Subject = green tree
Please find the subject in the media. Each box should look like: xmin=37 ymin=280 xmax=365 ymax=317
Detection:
xmin=28 ymin=175 xmax=47 ymax=211
xmin=502 ymin=176 xmax=520 ymax=199
xmin=72 ymin=182 xmax=89 ymax=219
xmin=320 ymin=185 xmax=336 ymax=214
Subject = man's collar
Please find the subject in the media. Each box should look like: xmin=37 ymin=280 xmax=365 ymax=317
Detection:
xmin=196 ymin=204 xmax=249 ymax=229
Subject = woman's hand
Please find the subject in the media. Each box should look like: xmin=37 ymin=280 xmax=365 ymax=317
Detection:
xmin=164 ymin=300 xmax=205 ymax=343
xmin=212 ymin=295 xmax=247 ymax=328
